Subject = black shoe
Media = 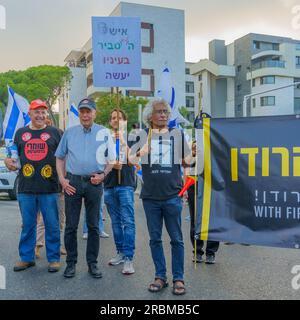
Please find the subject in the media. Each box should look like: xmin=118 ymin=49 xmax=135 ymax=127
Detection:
xmin=64 ymin=263 xmax=76 ymax=278
xmin=88 ymin=263 xmax=102 ymax=279
xmin=205 ymin=255 xmax=216 ymax=264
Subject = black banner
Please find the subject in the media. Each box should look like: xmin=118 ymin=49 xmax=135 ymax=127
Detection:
xmin=196 ymin=115 xmax=300 ymax=248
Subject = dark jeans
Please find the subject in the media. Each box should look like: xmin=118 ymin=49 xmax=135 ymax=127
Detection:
xmin=143 ymin=197 xmax=184 ymax=282
xmin=187 ymin=183 xmax=219 ymax=257
xmin=64 ymin=173 xmax=102 ymax=265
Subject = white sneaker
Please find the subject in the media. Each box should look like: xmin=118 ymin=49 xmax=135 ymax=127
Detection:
xmin=82 ymin=233 xmax=88 ymax=240
xmin=122 ymin=258 xmax=135 ymax=275
xmin=108 ymin=253 xmax=125 ymax=266
xmin=100 ymin=231 xmax=110 ymax=238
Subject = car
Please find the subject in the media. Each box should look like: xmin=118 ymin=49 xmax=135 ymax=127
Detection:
xmin=0 ymin=146 xmax=19 ymax=200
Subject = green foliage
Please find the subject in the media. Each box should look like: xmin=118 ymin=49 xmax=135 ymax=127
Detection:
xmin=0 ymin=65 xmax=71 ymax=111
xmin=94 ymin=93 xmax=148 ymax=130
xmin=179 ymin=106 xmax=190 ymax=119
xmin=179 ymin=106 xmax=193 ymax=129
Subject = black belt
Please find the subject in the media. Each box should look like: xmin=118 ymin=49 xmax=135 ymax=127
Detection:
xmin=67 ymin=173 xmax=92 ymax=182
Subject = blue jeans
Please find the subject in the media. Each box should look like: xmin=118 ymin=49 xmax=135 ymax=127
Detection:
xmin=104 ymin=186 xmax=135 ymax=260
xmin=143 ymin=197 xmax=184 ymax=282
xmin=17 ymin=193 xmax=60 ymax=262
xmin=83 ymin=195 xmax=105 ymax=234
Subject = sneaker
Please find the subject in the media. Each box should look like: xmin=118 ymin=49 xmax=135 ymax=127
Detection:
xmin=192 ymin=253 xmax=203 ymax=263
xmin=108 ymin=253 xmax=125 ymax=266
xmin=205 ymin=255 xmax=216 ymax=264
xmin=100 ymin=231 xmax=110 ymax=238
xmin=82 ymin=233 xmax=88 ymax=240
xmin=122 ymin=258 xmax=135 ymax=275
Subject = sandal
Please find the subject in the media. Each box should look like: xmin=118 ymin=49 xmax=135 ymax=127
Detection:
xmin=148 ymin=278 xmax=169 ymax=293
xmin=172 ymin=281 xmax=186 ymax=295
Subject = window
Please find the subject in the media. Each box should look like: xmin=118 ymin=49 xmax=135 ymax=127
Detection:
xmin=237 ymin=84 xmax=241 ymax=91
xmin=296 ymin=56 xmax=300 ymax=68
xmin=296 ymin=43 xmax=300 ymax=50
xmin=237 ymin=65 xmax=241 ymax=72
xmin=272 ymin=43 xmax=280 ymax=51
xmin=252 ymin=98 xmax=256 ymax=108
xmin=260 ymin=76 xmax=275 ymax=85
xmin=185 ymin=68 xmax=190 ymax=75
xmin=294 ymin=78 xmax=300 ymax=89
xmin=198 ymin=75 xmax=202 ymax=81
xmin=252 ymin=79 xmax=256 ymax=87
xmin=261 ymin=96 xmax=275 ymax=106
xmin=186 ymin=96 xmax=195 ymax=108
xmin=295 ymin=98 xmax=300 ymax=114
xmin=253 ymin=41 xmax=260 ymax=49
xmin=235 ymin=104 xmax=243 ymax=117
xmin=186 ymin=81 xmax=194 ymax=93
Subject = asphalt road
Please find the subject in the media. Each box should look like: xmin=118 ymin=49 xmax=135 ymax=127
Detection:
xmin=0 ymin=192 xmax=300 ymax=300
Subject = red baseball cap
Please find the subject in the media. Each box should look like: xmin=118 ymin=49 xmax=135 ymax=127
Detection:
xmin=29 ymin=99 xmax=48 ymax=111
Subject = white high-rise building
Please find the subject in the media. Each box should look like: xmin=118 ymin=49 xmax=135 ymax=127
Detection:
xmin=191 ymin=34 xmax=300 ymax=118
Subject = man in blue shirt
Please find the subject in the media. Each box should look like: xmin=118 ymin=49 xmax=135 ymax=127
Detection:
xmin=55 ymin=98 xmax=115 ymax=279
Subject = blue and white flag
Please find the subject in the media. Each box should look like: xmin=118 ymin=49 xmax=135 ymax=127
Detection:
xmin=157 ymin=67 xmax=190 ymax=128
xmin=68 ymin=103 xmax=80 ymax=128
xmin=0 ymin=108 xmax=3 ymax=139
xmin=3 ymin=86 xmax=31 ymax=145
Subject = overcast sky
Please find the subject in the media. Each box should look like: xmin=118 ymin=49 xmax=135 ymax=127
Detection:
xmin=0 ymin=0 xmax=299 ymax=72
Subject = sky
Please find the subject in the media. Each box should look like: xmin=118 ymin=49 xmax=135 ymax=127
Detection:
xmin=0 ymin=0 xmax=300 ymax=72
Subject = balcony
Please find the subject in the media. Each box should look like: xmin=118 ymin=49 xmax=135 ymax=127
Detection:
xmin=252 ymin=60 xmax=285 ymax=71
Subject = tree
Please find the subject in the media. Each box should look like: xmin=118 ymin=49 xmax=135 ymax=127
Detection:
xmin=94 ymin=93 xmax=148 ymax=130
xmin=0 ymin=65 xmax=71 ymax=125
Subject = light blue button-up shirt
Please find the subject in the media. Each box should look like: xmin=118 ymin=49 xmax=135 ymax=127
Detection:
xmin=55 ymin=123 xmax=116 ymax=175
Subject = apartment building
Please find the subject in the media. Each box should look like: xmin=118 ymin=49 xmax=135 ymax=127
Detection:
xmin=191 ymin=33 xmax=300 ymax=118
xmin=59 ymin=2 xmax=185 ymax=129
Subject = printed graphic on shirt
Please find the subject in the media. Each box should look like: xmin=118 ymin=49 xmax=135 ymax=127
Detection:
xmin=22 ymin=164 xmax=35 ymax=178
xmin=22 ymin=132 xmax=32 ymax=142
xmin=41 ymin=165 xmax=53 ymax=179
xmin=24 ymin=139 xmax=49 ymax=161
xmin=150 ymin=139 xmax=172 ymax=169
xmin=40 ymin=133 xmax=51 ymax=142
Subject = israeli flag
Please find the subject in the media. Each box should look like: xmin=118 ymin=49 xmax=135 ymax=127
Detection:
xmin=157 ymin=67 xmax=190 ymax=128
xmin=68 ymin=103 xmax=80 ymax=128
xmin=3 ymin=86 xmax=31 ymax=145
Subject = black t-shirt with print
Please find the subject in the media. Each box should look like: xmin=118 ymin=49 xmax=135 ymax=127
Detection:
xmin=14 ymin=126 xmax=62 ymax=194
xmin=138 ymin=128 xmax=191 ymax=201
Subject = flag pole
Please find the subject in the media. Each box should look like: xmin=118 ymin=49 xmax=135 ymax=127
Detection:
xmin=194 ymin=83 xmax=203 ymax=269
xmin=116 ymin=87 xmax=121 ymax=185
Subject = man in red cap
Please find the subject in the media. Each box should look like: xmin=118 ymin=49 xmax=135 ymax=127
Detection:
xmin=5 ymin=99 xmax=62 ymax=273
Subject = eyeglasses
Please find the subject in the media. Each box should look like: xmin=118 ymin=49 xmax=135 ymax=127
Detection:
xmin=153 ymin=109 xmax=170 ymax=115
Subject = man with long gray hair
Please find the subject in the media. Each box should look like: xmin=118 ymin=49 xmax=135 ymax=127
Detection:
xmin=129 ymin=98 xmax=191 ymax=295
